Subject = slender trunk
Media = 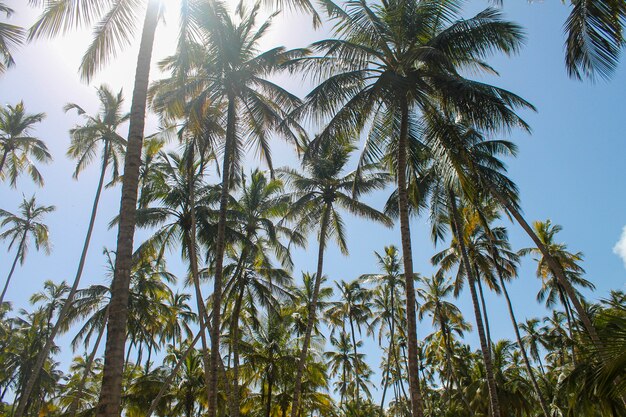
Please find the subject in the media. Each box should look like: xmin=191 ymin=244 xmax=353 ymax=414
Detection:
xmin=0 ymin=231 xmax=25 ymax=306
xmin=349 ymin=316 xmax=360 ymax=407
xmin=0 ymin=148 xmax=8 ymax=174
xmin=16 ymin=145 xmax=111 ymax=417
xmin=231 ymin=284 xmax=245 ymax=417
xmin=448 ymin=190 xmax=501 ymax=417
xmin=380 ymin=314 xmax=394 ymax=409
xmin=396 ymin=100 xmax=425 ymax=417
xmin=208 ymin=95 xmax=237 ymax=417
xmin=184 ymin=146 xmax=214 ymax=410
xmin=499 ymin=277 xmax=551 ymax=417
xmin=441 ymin=320 xmax=472 ymax=410
xmin=291 ymin=206 xmax=330 ymax=417
xmin=68 ymin=309 xmax=110 ymax=417
xmin=95 ymin=2 xmax=160 ymax=416
xmin=476 ymin=272 xmax=492 ymax=353
xmin=145 ymin=328 xmax=204 ymax=417
xmin=265 ymin=373 xmax=274 ymax=417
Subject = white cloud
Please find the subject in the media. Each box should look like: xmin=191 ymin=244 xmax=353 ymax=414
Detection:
xmin=613 ymin=226 xmax=626 ymax=268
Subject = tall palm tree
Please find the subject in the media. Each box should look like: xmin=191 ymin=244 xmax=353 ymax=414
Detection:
xmin=281 ymin=139 xmax=390 ymax=417
xmin=0 ymin=2 xmax=24 ymax=74
xmin=299 ymin=2 xmax=530 ymax=414
xmin=0 ymin=101 xmax=49 ymax=187
xmin=16 ymin=85 xmax=129 ymax=414
xmin=156 ymin=3 xmax=307 ymax=414
xmin=0 ymin=195 xmax=55 ymax=305
xmin=27 ymin=2 xmax=165 ymax=414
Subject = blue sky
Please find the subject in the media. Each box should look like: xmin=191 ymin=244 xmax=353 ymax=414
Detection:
xmin=0 ymin=0 xmax=625 ymax=402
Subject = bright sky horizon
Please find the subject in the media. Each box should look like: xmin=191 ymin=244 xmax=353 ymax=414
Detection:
xmin=0 ymin=0 xmax=625 ymax=404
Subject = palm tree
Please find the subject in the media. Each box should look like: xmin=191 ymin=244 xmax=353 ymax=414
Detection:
xmin=280 ymin=139 xmax=390 ymax=417
xmin=0 ymin=101 xmax=49 ymax=187
xmin=155 ymin=3 xmax=307 ymax=414
xmin=325 ymin=279 xmax=372 ymax=407
xmin=360 ymin=246 xmax=406 ymax=410
xmin=520 ymin=220 xmax=595 ymax=339
xmin=0 ymin=2 xmax=24 ymax=74
xmin=0 ymin=195 xmax=55 ymax=306
xmin=16 ymin=85 xmax=129 ymax=414
xmin=27 ymin=2 xmax=165 ymax=413
xmin=418 ymin=274 xmax=471 ymax=409
xmin=299 ymin=2 xmax=530 ymax=414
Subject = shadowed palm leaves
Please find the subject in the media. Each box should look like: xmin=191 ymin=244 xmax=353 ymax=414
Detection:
xmin=0 ymin=101 xmax=50 ymax=187
xmin=280 ymin=139 xmax=390 ymax=417
xmin=0 ymin=195 xmax=55 ymax=306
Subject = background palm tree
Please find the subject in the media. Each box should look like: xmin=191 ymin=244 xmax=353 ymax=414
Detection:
xmin=281 ymin=139 xmax=390 ymax=417
xmin=0 ymin=101 xmax=49 ymax=187
xmin=0 ymin=195 xmax=55 ymax=305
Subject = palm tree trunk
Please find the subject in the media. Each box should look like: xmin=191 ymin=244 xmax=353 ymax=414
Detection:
xmin=208 ymin=95 xmax=237 ymax=417
xmin=145 ymin=328 xmax=204 ymax=417
xmin=185 ymin=145 xmax=214 ymax=410
xmin=380 ymin=312 xmax=395 ymax=409
xmin=0 ymin=231 xmax=25 ymax=306
xmin=448 ymin=190 xmax=501 ymax=417
xmin=15 ymin=145 xmax=111 ymax=417
xmin=95 ymin=2 xmax=160 ymax=416
xmin=231 ymin=284 xmax=245 ymax=417
xmin=397 ymin=99 xmax=425 ymax=417
xmin=265 ymin=373 xmax=274 ymax=417
xmin=475 ymin=272 xmax=493 ymax=352
xmin=498 ymin=276 xmax=551 ymax=417
xmin=291 ymin=206 xmax=330 ymax=417
xmin=349 ymin=316 xmax=360 ymax=407
xmin=68 ymin=308 xmax=110 ymax=417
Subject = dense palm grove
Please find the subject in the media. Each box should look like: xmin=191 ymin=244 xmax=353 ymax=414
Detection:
xmin=0 ymin=0 xmax=625 ymax=417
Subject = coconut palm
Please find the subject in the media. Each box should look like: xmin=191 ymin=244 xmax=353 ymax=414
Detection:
xmin=0 ymin=195 xmax=55 ymax=306
xmin=280 ymin=139 xmax=390 ymax=417
xmin=17 ymin=86 xmax=129 ymax=414
xmin=298 ymin=2 xmax=531 ymax=413
xmin=325 ymin=279 xmax=372 ymax=407
xmin=155 ymin=3 xmax=308 ymax=414
xmin=0 ymin=101 xmax=49 ymax=187
xmin=0 ymin=2 xmax=24 ymax=73
xmin=360 ymin=246 xmax=406 ymax=409
xmin=520 ymin=220 xmax=595 ymax=338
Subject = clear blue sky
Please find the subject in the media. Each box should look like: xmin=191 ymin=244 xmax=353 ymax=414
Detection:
xmin=0 ymin=0 xmax=625 ymax=402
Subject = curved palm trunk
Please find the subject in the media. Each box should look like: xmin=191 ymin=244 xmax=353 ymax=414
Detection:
xmin=448 ymin=191 xmax=501 ymax=417
xmin=380 ymin=293 xmax=396 ymax=409
xmin=0 ymin=231 xmax=25 ymax=306
xmin=68 ymin=309 xmax=110 ymax=417
xmin=498 ymin=276 xmax=551 ymax=417
xmin=208 ymin=96 xmax=237 ymax=417
xmin=96 ymin=2 xmax=160 ymax=416
xmin=185 ymin=146 xmax=215 ymax=409
xmin=291 ymin=206 xmax=330 ymax=417
xmin=15 ymin=144 xmax=111 ymax=417
xmin=397 ymin=100 xmax=425 ymax=417
xmin=146 ymin=328 xmax=203 ymax=417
